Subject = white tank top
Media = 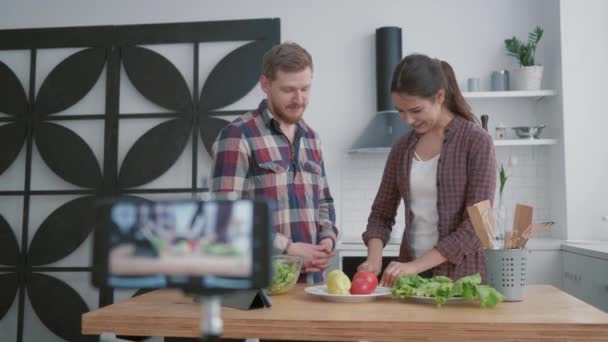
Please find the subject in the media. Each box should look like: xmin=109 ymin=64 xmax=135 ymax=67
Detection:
xmin=407 ymin=154 xmax=440 ymax=259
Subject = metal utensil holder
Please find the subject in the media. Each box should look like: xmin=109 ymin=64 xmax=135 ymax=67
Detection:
xmin=484 ymin=249 xmax=529 ymax=301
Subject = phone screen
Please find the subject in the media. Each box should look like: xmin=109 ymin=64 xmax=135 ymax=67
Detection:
xmin=94 ymin=199 xmax=269 ymax=290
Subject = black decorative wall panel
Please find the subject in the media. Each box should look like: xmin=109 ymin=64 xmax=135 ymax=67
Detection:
xmin=0 ymin=19 xmax=280 ymax=342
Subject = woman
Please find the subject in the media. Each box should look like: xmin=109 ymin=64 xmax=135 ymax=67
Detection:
xmin=358 ymin=54 xmax=496 ymax=287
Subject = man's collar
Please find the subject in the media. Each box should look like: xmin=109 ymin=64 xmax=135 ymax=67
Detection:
xmin=258 ymin=99 xmax=274 ymax=128
xmin=258 ymin=99 xmax=307 ymax=134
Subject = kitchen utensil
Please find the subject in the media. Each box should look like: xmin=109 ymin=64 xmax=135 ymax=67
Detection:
xmin=304 ymin=285 xmax=391 ymax=303
xmin=265 ymin=255 xmax=303 ymax=295
xmin=495 ymin=123 xmax=506 ymax=140
xmin=504 ymin=231 xmax=513 ymax=249
xmin=511 ymin=125 xmax=546 ymax=139
xmin=467 ymin=200 xmax=494 ymax=249
xmin=482 ymin=206 xmax=504 ymax=250
xmin=481 ymin=115 xmax=489 ymax=132
xmin=468 ymin=77 xmax=481 ymax=92
xmin=519 ymin=221 xmax=555 ymax=248
xmin=512 ymin=204 xmax=533 ymax=249
xmin=484 ymin=248 xmax=528 ymax=301
xmin=491 ymin=70 xmax=510 ymax=91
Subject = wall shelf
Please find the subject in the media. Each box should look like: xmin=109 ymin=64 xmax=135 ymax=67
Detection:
xmin=348 ymin=138 xmax=558 ymax=152
xmin=463 ymin=90 xmax=557 ymax=99
xmin=348 ymin=147 xmax=391 ymax=154
xmin=493 ymin=139 xmax=557 ymax=146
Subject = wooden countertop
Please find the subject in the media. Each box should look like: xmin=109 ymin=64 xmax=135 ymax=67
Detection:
xmin=82 ymin=285 xmax=608 ymax=341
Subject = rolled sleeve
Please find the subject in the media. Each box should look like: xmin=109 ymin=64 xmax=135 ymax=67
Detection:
xmin=273 ymin=232 xmax=291 ymax=254
xmin=435 ymin=131 xmax=496 ymax=265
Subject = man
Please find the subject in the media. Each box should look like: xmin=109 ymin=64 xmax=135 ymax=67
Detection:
xmin=210 ymin=42 xmax=337 ymax=283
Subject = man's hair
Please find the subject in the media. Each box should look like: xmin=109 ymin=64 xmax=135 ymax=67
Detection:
xmin=262 ymin=42 xmax=313 ymax=80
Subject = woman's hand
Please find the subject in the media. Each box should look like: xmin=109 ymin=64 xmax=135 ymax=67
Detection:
xmin=380 ymin=261 xmax=419 ymax=288
xmin=357 ymin=258 xmax=382 ymax=276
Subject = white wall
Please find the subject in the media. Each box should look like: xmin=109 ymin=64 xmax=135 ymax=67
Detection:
xmin=560 ymin=0 xmax=608 ymax=241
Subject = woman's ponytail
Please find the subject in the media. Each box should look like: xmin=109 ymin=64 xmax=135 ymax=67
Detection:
xmin=391 ymin=54 xmax=478 ymax=124
xmin=439 ymin=60 xmax=477 ymax=124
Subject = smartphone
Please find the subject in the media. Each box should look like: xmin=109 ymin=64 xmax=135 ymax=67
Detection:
xmin=92 ymin=198 xmax=272 ymax=293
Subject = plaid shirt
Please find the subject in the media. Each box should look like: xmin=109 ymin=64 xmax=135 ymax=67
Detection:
xmin=362 ymin=116 xmax=496 ymax=282
xmin=210 ymin=100 xmax=338 ymax=283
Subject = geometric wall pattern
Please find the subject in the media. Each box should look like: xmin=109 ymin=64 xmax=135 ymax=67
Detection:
xmin=0 ymin=19 xmax=280 ymax=341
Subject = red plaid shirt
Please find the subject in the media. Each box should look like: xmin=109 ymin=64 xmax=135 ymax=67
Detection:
xmin=362 ymin=116 xmax=496 ymax=282
xmin=210 ymin=100 xmax=338 ymax=283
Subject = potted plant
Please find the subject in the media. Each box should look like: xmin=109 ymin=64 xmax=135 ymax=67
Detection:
xmin=504 ymin=26 xmax=544 ymax=90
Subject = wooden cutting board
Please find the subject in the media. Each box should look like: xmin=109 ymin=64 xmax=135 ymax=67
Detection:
xmin=467 ymin=200 xmax=493 ymax=249
xmin=512 ymin=203 xmax=533 ymax=248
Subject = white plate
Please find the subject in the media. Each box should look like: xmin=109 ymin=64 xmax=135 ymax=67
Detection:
xmin=304 ymin=285 xmax=391 ymax=303
xmin=401 ymin=295 xmax=468 ymax=305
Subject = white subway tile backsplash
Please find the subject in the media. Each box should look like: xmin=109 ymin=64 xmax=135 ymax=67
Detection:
xmin=340 ymin=147 xmax=555 ymax=244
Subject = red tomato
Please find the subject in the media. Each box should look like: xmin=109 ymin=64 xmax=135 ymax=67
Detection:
xmin=350 ymin=278 xmax=375 ymax=295
xmin=353 ymin=271 xmax=378 ymax=289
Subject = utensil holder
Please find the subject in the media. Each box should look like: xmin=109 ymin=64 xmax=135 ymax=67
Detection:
xmin=484 ymin=249 xmax=528 ymax=301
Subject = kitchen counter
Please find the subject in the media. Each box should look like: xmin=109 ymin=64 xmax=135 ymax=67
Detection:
xmin=338 ymin=237 xmax=565 ymax=253
xmin=562 ymin=241 xmax=608 ymax=261
xmin=82 ymin=284 xmax=608 ymax=341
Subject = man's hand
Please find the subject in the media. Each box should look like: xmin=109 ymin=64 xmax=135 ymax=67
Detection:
xmin=318 ymin=238 xmax=334 ymax=253
xmin=286 ymin=242 xmax=333 ymax=273
xmin=379 ymin=261 xmax=419 ymax=288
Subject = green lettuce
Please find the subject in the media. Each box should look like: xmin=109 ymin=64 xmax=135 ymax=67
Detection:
xmin=391 ymin=273 xmax=505 ymax=308
xmin=266 ymin=260 xmax=298 ymax=293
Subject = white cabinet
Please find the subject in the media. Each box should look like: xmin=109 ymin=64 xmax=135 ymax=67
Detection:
xmin=562 ymin=251 xmax=608 ymax=312
xmin=562 ymin=252 xmax=589 ymax=302
xmin=526 ymin=250 xmax=562 ymax=288
xmin=586 ymin=256 xmax=608 ymax=312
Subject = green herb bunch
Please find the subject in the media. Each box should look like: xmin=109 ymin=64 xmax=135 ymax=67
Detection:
xmin=392 ymin=274 xmax=506 ymax=308
xmin=505 ymin=26 xmax=544 ymax=66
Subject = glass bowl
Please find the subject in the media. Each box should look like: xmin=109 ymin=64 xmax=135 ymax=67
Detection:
xmin=265 ymin=255 xmax=303 ymax=295
xmin=511 ymin=125 xmax=545 ymax=139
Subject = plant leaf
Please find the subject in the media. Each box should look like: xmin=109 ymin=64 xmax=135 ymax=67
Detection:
xmin=27 ymin=273 xmax=96 ymax=342
xmin=0 ymin=273 xmax=18 ymax=321
xmin=535 ymin=26 xmax=543 ymax=45
xmin=122 ymin=46 xmax=192 ymax=113
xmin=0 ymin=122 xmax=27 ymax=176
xmin=0 ymin=61 xmax=28 ymax=116
xmin=0 ymin=214 xmax=20 ymax=266
xmin=118 ymin=118 xmax=191 ymax=188
xmin=476 ymin=284 xmax=506 ymax=308
xmin=36 ymin=48 xmax=106 ymax=117
xmin=28 ymin=196 xmax=98 ymax=265
xmin=199 ymin=39 xmax=272 ymax=112
xmin=35 ymin=122 xmax=102 ymax=188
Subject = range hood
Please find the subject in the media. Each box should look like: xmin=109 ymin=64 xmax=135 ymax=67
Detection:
xmin=351 ymin=27 xmax=412 ymax=152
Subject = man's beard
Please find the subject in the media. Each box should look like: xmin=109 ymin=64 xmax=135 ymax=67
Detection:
xmin=269 ymin=99 xmax=305 ymax=124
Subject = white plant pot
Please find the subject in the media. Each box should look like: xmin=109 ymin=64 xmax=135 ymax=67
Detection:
xmin=509 ymin=65 xmax=544 ymax=91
